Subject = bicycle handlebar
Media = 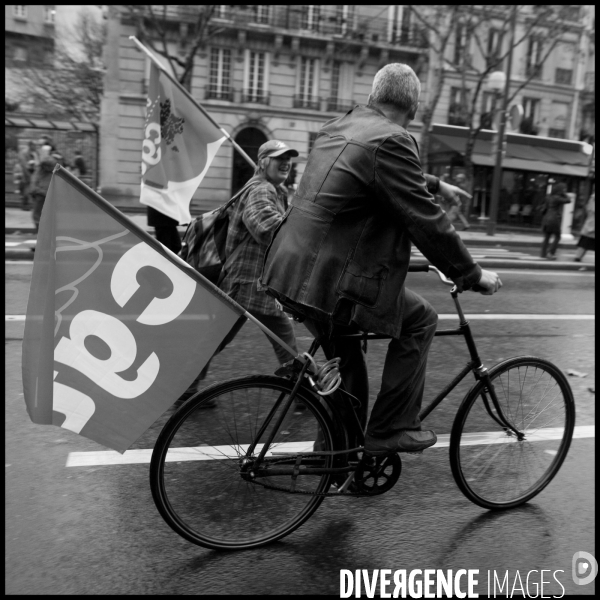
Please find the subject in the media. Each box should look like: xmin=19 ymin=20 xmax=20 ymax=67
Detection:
xmin=408 ymin=264 xmax=454 ymax=286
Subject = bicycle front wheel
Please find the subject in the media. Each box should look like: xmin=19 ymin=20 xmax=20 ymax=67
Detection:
xmin=450 ymin=357 xmax=575 ymax=510
xmin=150 ymin=375 xmax=336 ymax=550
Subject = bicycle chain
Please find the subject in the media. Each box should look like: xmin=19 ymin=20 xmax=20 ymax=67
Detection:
xmin=242 ymin=454 xmax=397 ymax=497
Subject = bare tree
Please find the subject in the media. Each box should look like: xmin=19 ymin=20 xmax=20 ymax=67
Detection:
xmin=124 ymin=5 xmax=225 ymax=89
xmin=408 ymin=5 xmax=573 ymax=183
xmin=16 ymin=11 xmax=106 ymax=123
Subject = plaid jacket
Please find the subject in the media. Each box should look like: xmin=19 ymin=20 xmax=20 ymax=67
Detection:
xmin=219 ymin=177 xmax=288 ymax=315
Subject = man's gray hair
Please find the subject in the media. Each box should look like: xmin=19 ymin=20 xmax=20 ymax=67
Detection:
xmin=370 ymin=63 xmax=421 ymax=114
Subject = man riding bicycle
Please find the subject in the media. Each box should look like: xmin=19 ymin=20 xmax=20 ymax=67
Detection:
xmin=261 ymin=63 xmax=502 ymax=455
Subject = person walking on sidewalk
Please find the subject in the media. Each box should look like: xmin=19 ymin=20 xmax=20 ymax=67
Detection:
xmin=539 ymin=182 xmax=570 ymax=260
xmin=446 ymin=173 xmax=470 ymax=230
xmin=574 ymin=193 xmax=595 ymax=262
xmin=16 ymin=141 xmax=39 ymax=211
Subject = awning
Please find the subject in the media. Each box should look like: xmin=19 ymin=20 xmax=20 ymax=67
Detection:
xmin=429 ymin=124 xmax=592 ymax=177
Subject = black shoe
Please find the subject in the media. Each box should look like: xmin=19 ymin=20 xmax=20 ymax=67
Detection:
xmin=364 ymin=430 xmax=437 ymax=456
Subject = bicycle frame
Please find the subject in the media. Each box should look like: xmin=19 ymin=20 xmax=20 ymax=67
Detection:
xmin=248 ymin=265 xmax=524 ymax=477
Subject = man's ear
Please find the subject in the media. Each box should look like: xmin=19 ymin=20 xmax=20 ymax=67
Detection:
xmin=407 ymin=103 xmax=418 ymax=121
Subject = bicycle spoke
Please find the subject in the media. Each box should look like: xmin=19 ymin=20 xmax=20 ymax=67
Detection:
xmin=452 ymin=358 xmax=574 ymax=509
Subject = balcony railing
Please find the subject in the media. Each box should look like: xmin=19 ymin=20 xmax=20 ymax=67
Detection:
xmin=326 ymin=98 xmax=355 ymax=113
xmin=241 ymin=90 xmax=270 ymax=105
xmin=204 ymin=86 xmax=234 ymax=102
xmin=293 ymin=94 xmax=321 ymax=110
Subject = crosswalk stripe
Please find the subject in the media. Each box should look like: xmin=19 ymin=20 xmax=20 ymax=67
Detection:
xmin=65 ymin=425 xmax=595 ymax=467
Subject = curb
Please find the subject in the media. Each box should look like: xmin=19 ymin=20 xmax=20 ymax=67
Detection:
xmin=7 ymin=248 xmax=593 ymax=271
xmin=5 ymin=227 xmax=577 ymax=250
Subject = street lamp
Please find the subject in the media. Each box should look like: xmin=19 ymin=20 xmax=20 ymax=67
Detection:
xmin=486 ymin=6 xmax=517 ymax=236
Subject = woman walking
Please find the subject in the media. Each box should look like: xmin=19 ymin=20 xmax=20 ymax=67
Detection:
xmin=539 ymin=182 xmax=570 ymax=260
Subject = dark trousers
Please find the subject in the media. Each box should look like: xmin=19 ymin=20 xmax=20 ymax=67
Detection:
xmin=154 ymin=225 xmax=182 ymax=255
xmin=541 ymin=231 xmax=561 ymax=257
xmin=32 ymin=193 xmax=45 ymax=232
xmin=192 ymin=310 xmax=298 ymax=386
xmin=305 ymin=288 xmax=438 ymax=438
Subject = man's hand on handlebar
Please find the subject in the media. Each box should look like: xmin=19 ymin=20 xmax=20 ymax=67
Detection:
xmin=473 ymin=269 xmax=502 ymax=295
xmin=438 ymin=180 xmax=471 ymax=207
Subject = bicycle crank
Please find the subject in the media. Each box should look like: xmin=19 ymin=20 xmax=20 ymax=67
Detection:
xmin=354 ymin=453 xmax=402 ymax=495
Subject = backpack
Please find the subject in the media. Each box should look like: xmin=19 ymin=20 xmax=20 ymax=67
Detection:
xmin=179 ymin=178 xmax=261 ymax=285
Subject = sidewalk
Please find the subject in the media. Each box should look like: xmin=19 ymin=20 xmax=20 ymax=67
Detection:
xmin=4 ymin=206 xmax=594 ymax=271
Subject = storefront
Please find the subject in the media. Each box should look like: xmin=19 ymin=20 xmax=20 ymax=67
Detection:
xmin=428 ymin=124 xmax=594 ymax=231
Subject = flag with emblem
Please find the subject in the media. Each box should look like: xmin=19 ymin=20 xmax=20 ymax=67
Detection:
xmin=22 ymin=166 xmax=247 ymax=453
xmin=140 ymin=60 xmax=227 ymax=225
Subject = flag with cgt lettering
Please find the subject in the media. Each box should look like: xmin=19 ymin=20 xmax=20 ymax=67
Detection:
xmin=140 ymin=60 xmax=227 ymax=225
xmin=22 ymin=166 xmax=246 ymax=453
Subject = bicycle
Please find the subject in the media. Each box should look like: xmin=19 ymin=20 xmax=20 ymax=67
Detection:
xmin=149 ymin=265 xmax=575 ymax=551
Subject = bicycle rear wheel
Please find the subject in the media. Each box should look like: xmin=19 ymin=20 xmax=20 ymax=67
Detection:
xmin=150 ymin=375 xmax=336 ymax=550
xmin=450 ymin=357 xmax=575 ymax=509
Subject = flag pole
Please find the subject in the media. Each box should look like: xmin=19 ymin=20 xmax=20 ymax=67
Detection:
xmin=129 ymin=36 xmax=257 ymax=171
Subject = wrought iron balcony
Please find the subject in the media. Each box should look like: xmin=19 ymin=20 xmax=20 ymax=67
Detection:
xmin=555 ymin=68 xmax=573 ymax=86
xmin=326 ymin=98 xmax=355 ymax=113
xmin=241 ymin=90 xmax=270 ymax=105
xmin=293 ymin=95 xmax=322 ymax=110
xmin=204 ymin=86 xmax=234 ymax=102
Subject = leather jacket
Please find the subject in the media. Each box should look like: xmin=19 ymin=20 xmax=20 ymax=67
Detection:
xmin=261 ymin=105 xmax=482 ymax=338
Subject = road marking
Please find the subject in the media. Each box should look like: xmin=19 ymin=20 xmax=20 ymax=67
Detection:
xmin=66 ymin=425 xmax=594 ymax=467
xmin=6 ymin=314 xmax=595 ymax=322
xmin=437 ymin=314 xmax=594 ymax=320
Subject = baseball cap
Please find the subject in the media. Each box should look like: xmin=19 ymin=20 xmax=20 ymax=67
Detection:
xmin=258 ymin=140 xmax=299 ymax=160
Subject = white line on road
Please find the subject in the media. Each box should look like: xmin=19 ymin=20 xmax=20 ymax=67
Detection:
xmin=6 ymin=314 xmax=595 ymax=322
xmin=65 ymin=425 xmax=595 ymax=467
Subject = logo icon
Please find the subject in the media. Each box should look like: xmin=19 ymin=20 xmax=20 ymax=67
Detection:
xmin=572 ymin=551 xmax=598 ymax=585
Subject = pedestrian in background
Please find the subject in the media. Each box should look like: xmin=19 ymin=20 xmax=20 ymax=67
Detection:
xmin=445 ymin=173 xmax=470 ymax=230
xmin=30 ymin=150 xmax=65 ymax=233
xmin=179 ymin=140 xmax=300 ymax=403
xmin=574 ymin=193 xmax=595 ymax=262
xmin=146 ymin=206 xmax=182 ymax=255
xmin=539 ymin=182 xmax=570 ymax=260
xmin=16 ymin=140 xmax=39 ymax=211
xmin=71 ymin=149 xmax=87 ymax=178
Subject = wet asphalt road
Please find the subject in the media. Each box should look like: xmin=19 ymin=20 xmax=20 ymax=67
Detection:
xmin=5 ymin=264 xmax=595 ymax=595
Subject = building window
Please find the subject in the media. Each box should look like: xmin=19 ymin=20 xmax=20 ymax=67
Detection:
xmin=243 ymin=51 xmax=269 ymax=104
xmin=252 ymin=5 xmax=270 ymax=25
xmin=454 ymin=23 xmax=470 ymax=65
xmin=335 ymin=5 xmax=355 ymax=36
xmin=300 ymin=5 xmax=321 ymax=32
xmin=388 ymin=6 xmax=412 ymax=44
xmin=526 ymin=38 xmax=543 ymax=79
xmin=208 ymin=48 xmax=232 ymax=101
xmin=555 ymin=68 xmax=573 ymax=85
xmin=213 ymin=5 xmax=231 ymax=20
xmin=480 ymin=91 xmax=497 ymax=129
xmin=295 ymin=57 xmax=320 ymax=109
xmin=548 ymin=101 xmax=569 ymax=139
xmin=327 ymin=60 xmax=354 ymax=112
xmin=13 ymin=5 xmax=27 ymax=19
xmin=448 ymin=87 xmax=470 ymax=126
xmin=44 ymin=6 xmax=56 ymax=24
xmin=486 ymin=28 xmax=504 ymax=69
xmin=520 ymin=97 xmax=540 ymax=135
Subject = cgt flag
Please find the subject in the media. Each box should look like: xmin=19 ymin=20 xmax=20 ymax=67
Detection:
xmin=140 ymin=60 xmax=227 ymax=225
xmin=22 ymin=166 xmax=246 ymax=453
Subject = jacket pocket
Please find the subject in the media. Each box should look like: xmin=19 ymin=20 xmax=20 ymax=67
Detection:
xmin=336 ymin=259 xmax=388 ymax=308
